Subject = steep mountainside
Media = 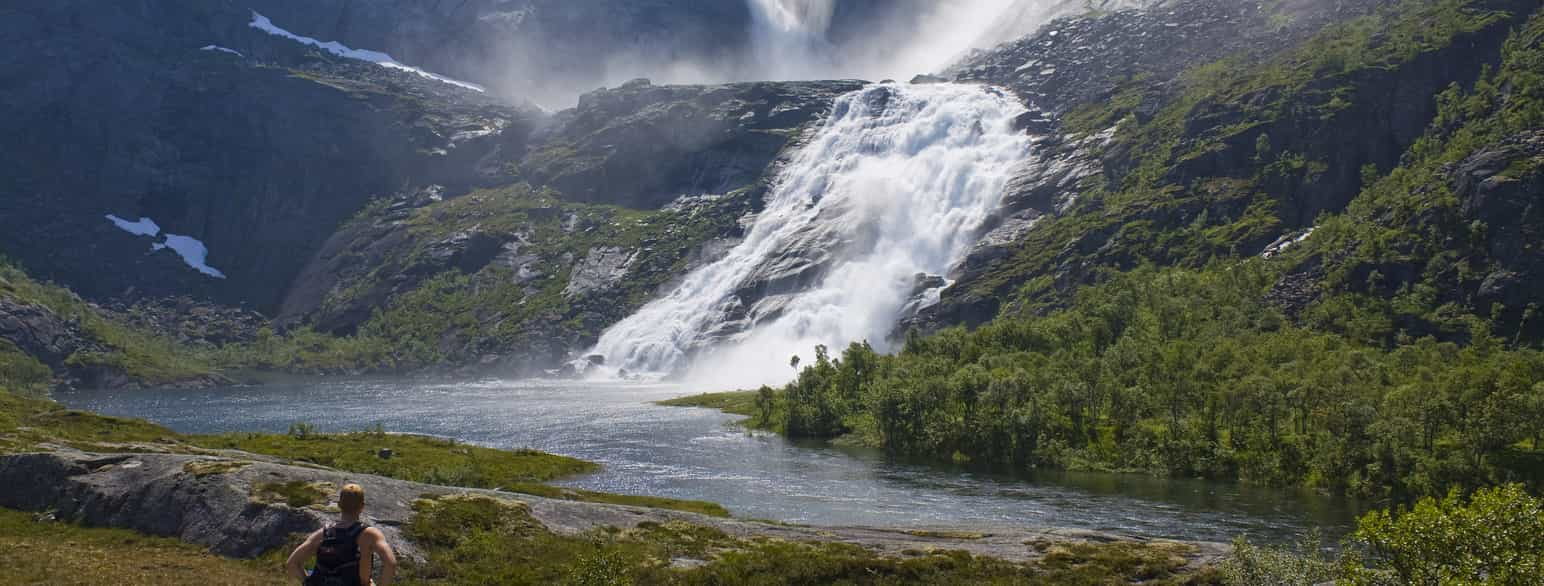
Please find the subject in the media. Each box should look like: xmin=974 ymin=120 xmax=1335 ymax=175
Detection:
xmin=1 ymin=1 xmax=534 ymax=311
xmin=921 ymin=0 xmax=1541 ymax=338
xmin=1 ymin=0 xmax=1539 ymax=386
xmin=762 ymin=0 xmax=1544 ymax=502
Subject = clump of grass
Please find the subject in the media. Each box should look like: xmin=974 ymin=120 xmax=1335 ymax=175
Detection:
xmin=253 ymin=481 xmax=332 ymax=509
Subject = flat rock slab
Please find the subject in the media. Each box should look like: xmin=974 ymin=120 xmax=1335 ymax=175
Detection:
xmin=0 ymin=449 xmax=1226 ymax=567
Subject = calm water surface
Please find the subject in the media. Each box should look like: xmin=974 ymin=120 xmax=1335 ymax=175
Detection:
xmin=56 ymin=378 xmax=1358 ymax=544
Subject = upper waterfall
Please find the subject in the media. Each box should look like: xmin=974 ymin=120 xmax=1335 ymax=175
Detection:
xmin=591 ymin=82 xmax=1031 ymax=389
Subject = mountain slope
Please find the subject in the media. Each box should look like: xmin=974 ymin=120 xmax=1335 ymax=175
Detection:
xmin=766 ymin=0 xmax=1544 ymax=501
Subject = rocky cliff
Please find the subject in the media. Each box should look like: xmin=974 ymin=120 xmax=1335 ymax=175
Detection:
xmin=915 ymin=0 xmax=1543 ymax=338
xmin=1 ymin=0 xmax=536 ymax=313
xmin=2 ymin=0 xmax=1539 ymax=383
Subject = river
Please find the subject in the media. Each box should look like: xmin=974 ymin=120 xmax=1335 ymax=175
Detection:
xmin=56 ymin=377 xmax=1359 ymax=545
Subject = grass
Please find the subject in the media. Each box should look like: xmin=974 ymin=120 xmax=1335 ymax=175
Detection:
xmin=253 ymin=480 xmax=333 ymax=509
xmin=659 ymin=390 xmax=783 ymax=433
xmin=0 ymin=508 xmax=286 ymax=585
xmin=191 ymin=430 xmax=599 ymax=486
xmin=402 ymin=494 xmax=1219 ymax=585
xmin=0 ymin=391 xmax=723 ymax=517
xmin=658 ymin=391 xmax=761 ymax=417
xmin=0 ymin=260 xmax=219 ymax=386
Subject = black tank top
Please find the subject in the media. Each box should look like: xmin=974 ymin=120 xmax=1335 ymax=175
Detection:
xmin=307 ymin=522 xmax=367 ymax=586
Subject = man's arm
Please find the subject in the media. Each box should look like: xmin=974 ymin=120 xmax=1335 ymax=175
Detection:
xmin=285 ymin=530 xmax=323 ymax=581
xmin=361 ymin=527 xmax=398 ymax=586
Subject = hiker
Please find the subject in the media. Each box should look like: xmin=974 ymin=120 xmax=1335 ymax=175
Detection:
xmin=285 ymin=483 xmax=398 ymax=586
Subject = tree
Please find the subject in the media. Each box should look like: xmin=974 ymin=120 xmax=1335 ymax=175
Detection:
xmin=1348 ymin=484 xmax=1544 ymax=585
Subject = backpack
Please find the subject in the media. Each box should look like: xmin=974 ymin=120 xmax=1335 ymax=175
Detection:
xmin=306 ymin=522 xmax=367 ymax=586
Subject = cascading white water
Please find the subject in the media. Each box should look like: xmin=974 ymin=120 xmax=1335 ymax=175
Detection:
xmin=591 ymin=83 xmax=1031 ymax=389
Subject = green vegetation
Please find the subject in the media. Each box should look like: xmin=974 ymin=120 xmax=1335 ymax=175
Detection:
xmin=658 ymin=390 xmax=784 ymax=432
xmin=403 ymin=493 xmax=1216 ymax=585
xmin=0 ymin=260 xmax=217 ymax=386
xmin=1222 ymin=484 xmax=1543 ymax=584
xmin=194 ymin=427 xmax=598 ymax=486
xmin=0 ymin=391 xmax=720 ymax=516
xmin=253 ymin=480 xmax=332 ymax=509
xmin=210 ymin=181 xmax=757 ymax=375
xmin=0 ymin=339 xmax=51 ymax=396
xmin=0 ymin=508 xmax=287 ymax=585
xmin=757 ymin=3 xmax=1544 ymax=506
xmin=983 ymin=0 xmax=1521 ymax=321
xmin=769 ymin=264 xmax=1544 ymax=500
xmin=1302 ymin=7 xmax=1544 ymax=343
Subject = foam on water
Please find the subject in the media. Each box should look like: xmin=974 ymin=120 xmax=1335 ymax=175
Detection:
xmin=591 ymin=83 xmax=1031 ymax=388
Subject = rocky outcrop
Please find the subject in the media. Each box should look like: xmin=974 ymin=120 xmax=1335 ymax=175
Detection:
xmin=948 ymin=0 xmax=1387 ymax=116
xmin=564 ymin=247 xmax=639 ymax=299
xmin=99 ymin=298 xmax=269 ymax=348
xmin=1456 ymin=130 xmax=1544 ymax=331
xmin=0 ymin=449 xmax=1227 ymax=566
xmin=523 ymin=79 xmax=866 ymax=209
xmin=0 ymin=301 xmax=100 ymax=371
xmin=920 ymin=0 xmax=1536 ymax=332
xmin=0 ymin=1 xmax=538 ymax=313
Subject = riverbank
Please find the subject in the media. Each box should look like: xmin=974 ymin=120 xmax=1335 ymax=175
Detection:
xmin=0 ymin=391 xmax=1228 ymax=583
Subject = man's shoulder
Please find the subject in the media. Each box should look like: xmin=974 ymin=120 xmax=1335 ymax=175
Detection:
xmin=359 ymin=525 xmax=386 ymax=541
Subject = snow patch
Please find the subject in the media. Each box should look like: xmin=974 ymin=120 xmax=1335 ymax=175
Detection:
xmin=105 ymin=214 xmax=225 ymax=279
xmin=155 ymin=235 xmax=227 ymax=279
xmin=200 ymin=45 xmax=243 ymax=57
xmin=105 ymin=215 xmax=161 ymax=237
xmin=248 ymin=12 xmax=484 ymax=93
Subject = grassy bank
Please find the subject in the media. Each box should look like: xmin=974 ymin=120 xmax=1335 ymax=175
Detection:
xmin=2 ymin=390 xmax=1214 ymax=583
xmin=0 ymin=508 xmax=287 ymax=585
xmin=403 ymin=493 xmax=1218 ymax=585
xmin=0 ymin=391 xmax=723 ymax=516
xmin=658 ymin=390 xmax=783 ymax=434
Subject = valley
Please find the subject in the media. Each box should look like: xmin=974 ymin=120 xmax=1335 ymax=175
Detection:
xmin=3 ymin=0 xmax=1543 ymax=582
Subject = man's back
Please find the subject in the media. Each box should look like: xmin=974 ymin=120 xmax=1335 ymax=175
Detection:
xmin=286 ymin=484 xmax=397 ymax=586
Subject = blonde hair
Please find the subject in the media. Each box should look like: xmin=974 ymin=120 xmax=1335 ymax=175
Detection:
xmin=339 ymin=484 xmax=365 ymax=515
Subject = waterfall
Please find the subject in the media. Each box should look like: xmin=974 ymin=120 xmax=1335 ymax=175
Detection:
xmin=746 ymin=0 xmax=838 ymax=81
xmin=591 ymin=83 xmax=1031 ymax=388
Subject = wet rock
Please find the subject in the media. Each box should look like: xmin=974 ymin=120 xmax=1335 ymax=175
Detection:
xmin=524 ymin=80 xmax=864 ymax=209
xmin=563 ymin=247 xmax=639 ymax=299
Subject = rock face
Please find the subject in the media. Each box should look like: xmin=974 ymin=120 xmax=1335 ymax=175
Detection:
xmin=265 ymin=80 xmax=858 ymax=373
xmin=1455 ymin=130 xmax=1544 ymax=329
xmin=947 ymin=0 xmax=1387 ymax=115
xmin=524 ymin=79 xmax=866 ymax=209
xmin=0 ymin=0 xmax=537 ymax=313
xmin=0 ymin=449 xmax=1227 ymax=566
xmin=0 ymin=300 xmax=102 ymax=377
xmin=919 ymin=0 xmax=1535 ymax=332
xmin=564 ymin=247 xmax=639 ymax=299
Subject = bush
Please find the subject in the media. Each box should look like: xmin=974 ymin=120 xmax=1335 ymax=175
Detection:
xmin=1347 ymin=484 xmax=1544 ymax=584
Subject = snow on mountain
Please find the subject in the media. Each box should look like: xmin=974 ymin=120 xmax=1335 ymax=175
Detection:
xmin=248 ymin=11 xmax=484 ymax=93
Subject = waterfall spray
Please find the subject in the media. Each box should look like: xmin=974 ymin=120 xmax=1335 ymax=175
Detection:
xmin=591 ymin=83 xmax=1031 ymax=389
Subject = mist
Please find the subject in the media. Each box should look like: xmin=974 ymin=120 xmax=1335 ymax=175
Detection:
xmin=469 ymin=0 xmax=1144 ymax=109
